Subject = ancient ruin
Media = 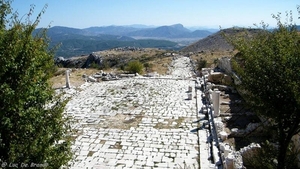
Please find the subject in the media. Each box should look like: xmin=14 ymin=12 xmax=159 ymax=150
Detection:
xmin=57 ymin=54 xmax=299 ymax=168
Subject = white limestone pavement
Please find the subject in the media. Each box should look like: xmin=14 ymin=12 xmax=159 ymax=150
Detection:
xmin=167 ymin=55 xmax=196 ymax=79
xmin=63 ymin=55 xmax=210 ymax=168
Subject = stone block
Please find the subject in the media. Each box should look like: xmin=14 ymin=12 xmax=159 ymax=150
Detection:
xmin=220 ymin=131 xmax=228 ymax=141
xmin=222 ymin=74 xmax=233 ymax=85
xmin=65 ymin=70 xmax=70 ymax=88
xmin=208 ymin=72 xmax=224 ymax=84
xmin=188 ymin=86 xmax=193 ymax=92
xmin=88 ymin=76 xmax=97 ymax=82
xmin=187 ymin=93 xmax=192 ymax=100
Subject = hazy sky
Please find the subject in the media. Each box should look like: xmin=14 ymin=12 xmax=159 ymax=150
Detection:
xmin=11 ymin=0 xmax=299 ymax=29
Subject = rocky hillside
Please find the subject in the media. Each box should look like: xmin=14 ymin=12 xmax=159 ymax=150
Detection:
xmin=181 ymin=28 xmax=263 ymax=53
xmin=54 ymin=47 xmax=171 ymax=73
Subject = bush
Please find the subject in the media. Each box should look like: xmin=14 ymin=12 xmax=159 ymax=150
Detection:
xmin=144 ymin=62 xmax=153 ymax=72
xmin=126 ymin=60 xmax=144 ymax=74
xmin=229 ymin=9 xmax=300 ymax=168
xmin=90 ymin=62 xmax=100 ymax=69
xmin=197 ymin=59 xmax=207 ymax=71
xmin=0 ymin=2 xmax=72 ymax=168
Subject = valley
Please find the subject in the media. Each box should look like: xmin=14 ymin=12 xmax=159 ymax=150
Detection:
xmin=35 ymin=24 xmax=216 ymax=58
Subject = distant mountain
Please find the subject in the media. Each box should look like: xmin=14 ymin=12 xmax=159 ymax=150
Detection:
xmin=34 ymin=24 xmax=215 ymax=57
xmin=34 ymin=26 xmax=179 ymax=57
xmin=187 ymin=26 xmax=219 ymax=33
xmin=34 ymin=26 xmax=135 ymax=42
xmin=181 ymin=28 xmax=263 ymax=52
xmin=36 ymin=24 xmax=214 ymax=40
xmin=49 ymin=24 xmax=213 ymax=39
xmin=82 ymin=26 xmax=141 ymax=36
xmin=124 ymin=24 xmax=156 ymax=29
xmin=191 ymin=30 xmax=213 ymax=38
xmin=126 ymin=24 xmax=211 ymax=38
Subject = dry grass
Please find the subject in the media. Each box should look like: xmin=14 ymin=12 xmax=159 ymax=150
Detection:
xmin=96 ymin=48 xmax=165 ymax=57
xmin=83 ymin=114 xmax=144 ymax=130
xmin=50 ymin=48 xmax=234 ymax=89
xmin=147 ymin=56 xmax=172 ymax=75
xmin=190 ymin=50 xmax=238 ymax=67
xmin=50 ymin=68 xmax=100 ymax=89
xmin=96 ymin=48 xmax=172 ymax=75
xmin=50 ymin=48 xmax=173 ymax=88
xmin=51 ymin=48 xmax=238 ymax=88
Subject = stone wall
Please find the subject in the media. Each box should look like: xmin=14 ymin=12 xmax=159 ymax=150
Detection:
xmin=200 ymin=67 xmax=264 ymax=169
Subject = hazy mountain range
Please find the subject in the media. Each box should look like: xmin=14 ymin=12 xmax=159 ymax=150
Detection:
xmin=84 ymin=24 xmax=213 ymax=38
xmin=34 ymin=24 xmax=216 ymax=57
xmin=34 ymin=24 xmax=300 ymax=58
xmin=41 ymin=24 xmax=215 ymax=39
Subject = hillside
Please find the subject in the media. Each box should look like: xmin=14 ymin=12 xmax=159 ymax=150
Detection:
xmin=40 ymin=27 xmax=135 ymax=42
xmin=181 ymin=28 xmax=263 ymax=53
xmin=55 ymin=39 xmax=178 ymax=57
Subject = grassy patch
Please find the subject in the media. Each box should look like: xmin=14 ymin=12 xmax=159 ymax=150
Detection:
xmin=111 ymin=106 xmax=119 ymax=111
xmin=99 ymin=140 xmax=106 ymax=144
xmin=87 ymin=151 xmax=95 ymax=157
xmin=87 ymin=114 xmax=144 ymax=130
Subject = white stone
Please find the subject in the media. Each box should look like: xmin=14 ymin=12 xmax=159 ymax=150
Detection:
xmin=225 ymin=153 xmax=236 ymax=169
xmin=88 ymin=76 xmax=97 ymax=82
xmin=66 ymin=70 xmax=70 ymax=88
xmin=188 ymin=93 xmax=192 ymax=100
xmin=62 ymin=57 xmax=204 ymax=169
xmin=220 ymin=131 xmax=228 ymax=141
xmin=213 ymin=90 xmax=220 ymax=117
xmin=188 ymin=86 xmax=193 ymax=92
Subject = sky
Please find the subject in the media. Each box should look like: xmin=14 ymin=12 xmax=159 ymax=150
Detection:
xmin=11 ymin=0 xmax=300 ymax=29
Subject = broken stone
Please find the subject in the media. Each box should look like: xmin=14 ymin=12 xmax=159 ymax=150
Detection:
xmin=187 ymin=93 xmax=192 ymax=100
xmin=93 ymin=74 xmax=102 ymax=78
xmin=188 ymin=86 xmax=192 ymax=92
xmin=223 ymin=94 xmax=229 ymax=99
xmin=88 ymin=76 xmax=97 ymax=82
xmin=213 ymin=90 xmax=220 ymax=117
xmin=66 ymin=70 xmax=70 ymax=88
xmin=219 ymin=131 xmax=228 ymax=141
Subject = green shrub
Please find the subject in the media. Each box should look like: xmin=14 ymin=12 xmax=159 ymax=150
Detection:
xmin=197 ymin=59 xmax=207 ymax=71
xmin=229 ymin=9 xmax=300 ymax=168
xmin=126 ymin=60 xmax=144 ymax=74
xmin=90 ymin=62 xmax=100 ymax=69
xmin=0 ymin=2 xmax=72 ymax=167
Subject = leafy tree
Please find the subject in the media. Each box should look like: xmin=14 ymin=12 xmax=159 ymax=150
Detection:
xmin=126 ymin=60 xmax=144 ymax=74
xmin=230 ymin=10 xmax=300 ymax=169
xmin=0 ymin=1 xmax=72 ymax=168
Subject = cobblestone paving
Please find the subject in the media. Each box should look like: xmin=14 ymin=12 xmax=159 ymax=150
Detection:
xmin=64 ymin=56 xmax=202 ymax=169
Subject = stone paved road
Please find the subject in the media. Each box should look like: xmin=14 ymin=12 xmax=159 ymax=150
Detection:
xmin=63 ymin=56 xmax=203 ymax=169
